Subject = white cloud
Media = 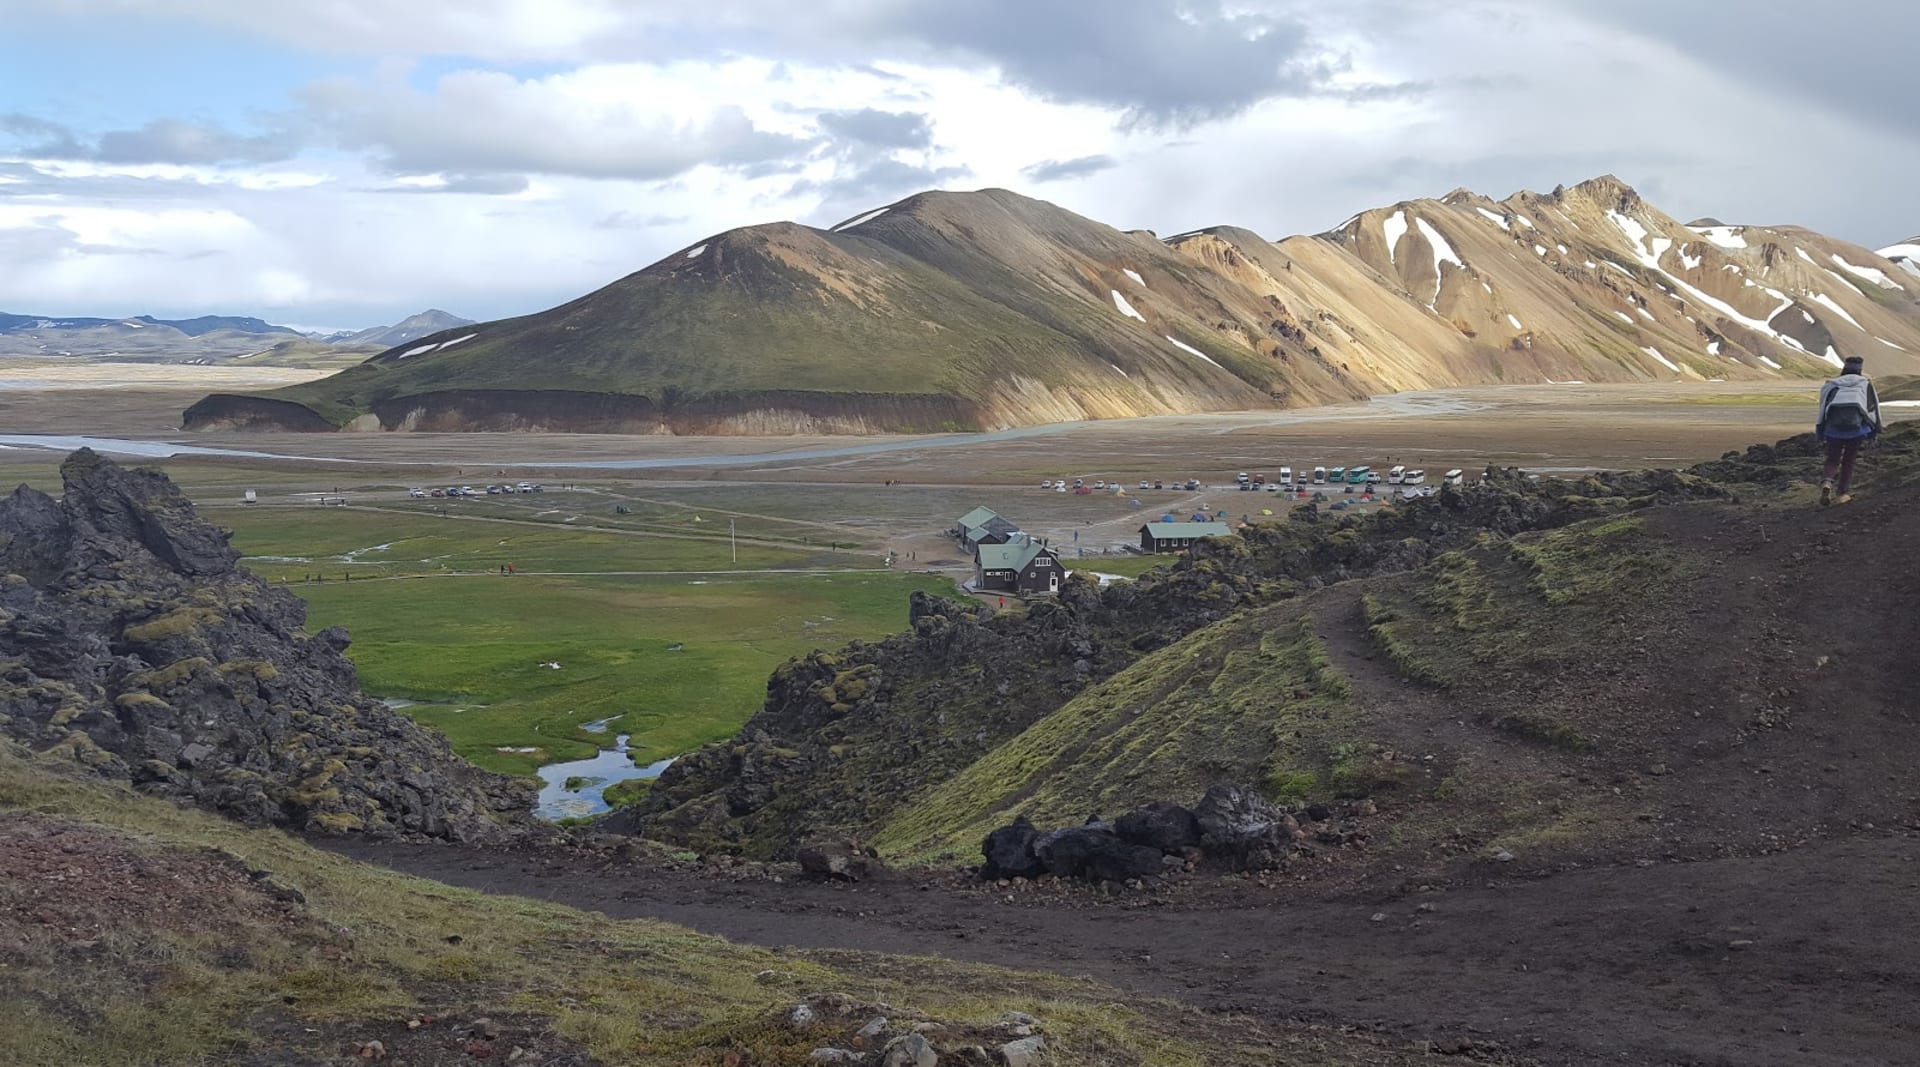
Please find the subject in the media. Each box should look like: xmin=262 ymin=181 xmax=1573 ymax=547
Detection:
xmin=4 ymin=0 xmax=1919 ymax=330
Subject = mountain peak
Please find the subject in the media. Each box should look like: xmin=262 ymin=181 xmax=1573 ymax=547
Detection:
xmin=1566 ymin=174 xmax=1642 ymax=212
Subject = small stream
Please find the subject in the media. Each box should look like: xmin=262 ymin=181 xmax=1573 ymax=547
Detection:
xmin=533 ymin=729 xmax=675 ymax=821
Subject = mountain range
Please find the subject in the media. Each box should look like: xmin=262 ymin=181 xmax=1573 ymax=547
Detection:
xmin=184 ymin=175 xmax=1920 ymax=435
xmin=320 ymin=309 xmax=475 ymax=349
xmin=0 ymin=309 xmax=469 ymax=367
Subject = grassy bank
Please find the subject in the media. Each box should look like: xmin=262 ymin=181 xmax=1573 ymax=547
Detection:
xmin=297 ymin=572 xmax=954 ymax=775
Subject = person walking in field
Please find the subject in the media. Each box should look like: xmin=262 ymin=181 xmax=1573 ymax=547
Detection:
xmin=1816 ymin=355 xmax=1882 ymax=506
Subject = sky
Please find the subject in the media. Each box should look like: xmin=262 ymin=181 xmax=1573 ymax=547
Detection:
xmin=1 ymin=0 xmax=1915 ymax=331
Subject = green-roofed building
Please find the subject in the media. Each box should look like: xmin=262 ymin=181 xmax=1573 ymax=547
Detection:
xmin=1139 ymin=521 xmax=1235 ymax=553
xmin=953 ymin=506 xmax=1022 ymax=549
xmin=974 ymin=537 xmax=1064 ymax=596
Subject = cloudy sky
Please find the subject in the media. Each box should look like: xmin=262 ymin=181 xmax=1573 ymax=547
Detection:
xmin=2 ymin=0 xmax=1914 ymax=330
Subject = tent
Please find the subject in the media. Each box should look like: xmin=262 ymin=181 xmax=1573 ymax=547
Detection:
xmin=1161 ymin=513 xmax=1178 ymax=522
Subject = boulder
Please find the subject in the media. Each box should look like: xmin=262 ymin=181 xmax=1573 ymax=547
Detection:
xmin=1115 ymin=801 xmax=1201 ymax=852
xmin=1032 ymin=826 xmax=1163 ymax=882
xmin=999 ymin=1036 xmax=1047 ymax=1067
xmin=980 ymin=816 xmax=1044 ymax=879
xmin=881 ymin=1032 xmax=938 ymax=1067
xmin=796 ymin=839 xmax=883 ymax=882
xmin=1194 ymin=783 xmax=1295 ymax=871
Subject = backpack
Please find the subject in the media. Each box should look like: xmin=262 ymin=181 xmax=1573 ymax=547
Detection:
xmin=1827 ymin=404 xmax=1866 ymax=434
xmin=1824 ymin=375 xmax=1873 ymax=433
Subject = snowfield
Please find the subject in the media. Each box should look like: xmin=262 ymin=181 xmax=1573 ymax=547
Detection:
xmin=1696 ymin=225 xmax=1748 ymax=249
xmin=1383 ymin=210 xmax=1409 ymax=264
xmin=1475 ymin=207 xmax=1510 ymax=230
xmin=1414 ymin=218 xmax=1462 ymax=303
xmin=1123 ymin=269 xmax=1145 ymax=287
xmin=686 ymin=244 xmax=707 ymax=258
xmin=1820 ymin=255 xmax=1896 ymax=291
xmin=1110 ymin=290 xmax=1146 ymax=322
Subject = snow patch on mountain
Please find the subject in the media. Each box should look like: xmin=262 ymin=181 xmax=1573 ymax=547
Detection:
xmin=1111 ymin=290 xmax=1146 ymax=322
xmin=1123 ymin=269 xmax=1145 ymax=287
xmin=1641 ymin=346 xmax=1680 ymax=373
xmin=1830 ymin=254 xmax=1901 ymax=291
xmin=1165 ymin=335 xmax=1223 ymax=369
xmin=1414 ymin=218 xmax=1461 ymax=303
xmin=834 ymin=207 xmax=889 ymax=231
xmin=1507 ymin=314 xmax=1524 ymax=330
xmin=1383 ymin=210 xmax=1409 ymax=264
xmin=1807 ymin=292 xmax=1862 ymax=330
xmin=1697 ymin=225 xmax=1748 ymax=249
xmin=1475 ymin=207 xmax=1510 ymax=230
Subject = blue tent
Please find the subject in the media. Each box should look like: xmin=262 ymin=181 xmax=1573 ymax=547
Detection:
xmin=1161 ymin=513 xmax=1178 ymax=522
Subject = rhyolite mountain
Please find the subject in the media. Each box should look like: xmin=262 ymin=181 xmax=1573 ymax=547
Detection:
xmin=186 ymin=176 xmax=1920 ymax=435
xmin=0 ymin=449 xmax=530 ymax=839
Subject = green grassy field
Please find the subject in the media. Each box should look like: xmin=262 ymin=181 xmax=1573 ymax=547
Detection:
xmin=220 ymin=504 xmax=836 ymax=582
xmin=297 ymin=571 xmax=953 ymax=775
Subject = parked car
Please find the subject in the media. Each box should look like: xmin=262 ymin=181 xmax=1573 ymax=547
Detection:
xmin=408 ymin=488 xmax=426 ymax=499
xmin=1138 ymin=480 xmax=1150 ymax=490
xmin=1184 ymin=479 xmax=1200 ymax=491
xmin=429 ymin=488 xmax=446 ymax=498
xmin=1152 ymin=480 xmax=1164 ymax=490
xmin=486 ymin=485 xmax=502 ymax=495
xmin=1094 ymin=480 xmax=1106 ymax=489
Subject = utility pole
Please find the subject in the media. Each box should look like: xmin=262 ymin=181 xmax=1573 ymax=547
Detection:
xmin=730 ymin=518 xmax=737 ymax=564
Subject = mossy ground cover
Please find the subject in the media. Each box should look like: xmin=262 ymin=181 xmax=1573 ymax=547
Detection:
xmin=296 ymin=572 xmax=953 ymax=775
xmin=0 ymin=745 xmax=1339 ymax=1067
xmin=874 ymin=609 xmax=1359 ymax=865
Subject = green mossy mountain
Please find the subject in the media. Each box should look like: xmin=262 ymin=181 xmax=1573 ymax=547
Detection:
xmin=186 ymin=178 xmax=1920 ymax=435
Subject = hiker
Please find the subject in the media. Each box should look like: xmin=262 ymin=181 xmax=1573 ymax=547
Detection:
xmin=1816 ymin=355 xmax=1882 ymax=506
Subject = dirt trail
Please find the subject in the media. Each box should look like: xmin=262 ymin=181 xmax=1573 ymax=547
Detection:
xmin=333 ymin=477 xmax=1920 ymax=1066
xmin=337 ymin=832 xmax=1920 ymax=1067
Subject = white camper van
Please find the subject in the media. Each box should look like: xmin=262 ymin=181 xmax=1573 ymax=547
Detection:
xmin=1444 ymin=469 xmax=1465 ymax=486
xmin=1388 ymin=465 xmax=1407 ymax=484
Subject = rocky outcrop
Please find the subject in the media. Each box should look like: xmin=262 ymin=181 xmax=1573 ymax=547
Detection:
xmin=979 ymin=789 xmax=1302 ymax=882
xmin=0 ymin=449 xmax=529 ymax=838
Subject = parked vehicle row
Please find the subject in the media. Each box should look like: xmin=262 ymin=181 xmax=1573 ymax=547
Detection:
xmin=408 ymin=482 xmax=544 ymax=499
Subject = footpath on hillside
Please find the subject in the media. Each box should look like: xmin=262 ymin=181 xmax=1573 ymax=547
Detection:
xmin=336 ymin=828 xmax=1920 ymax=1067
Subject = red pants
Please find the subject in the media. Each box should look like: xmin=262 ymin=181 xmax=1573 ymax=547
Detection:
xmin=1824 ymin=438 xmax=1862 ymax=494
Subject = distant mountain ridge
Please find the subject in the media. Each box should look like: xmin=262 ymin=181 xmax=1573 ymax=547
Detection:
xmin=324 ymin=309 xmax=474 ymax=348
xmin=184 ymin=176 xmax=1920 ymax=435
xmin=0 ymin=308 xmax=467 ymax=368
xmin=0 ymin=312 xmax=298 ymax=338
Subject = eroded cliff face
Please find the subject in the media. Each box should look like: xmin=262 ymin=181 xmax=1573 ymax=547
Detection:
xmin=0 ymin=449 xmax=530 ymax=838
